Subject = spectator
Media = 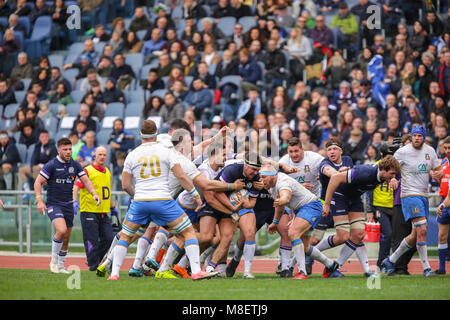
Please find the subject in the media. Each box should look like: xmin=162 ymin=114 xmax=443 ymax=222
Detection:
xmin=101 ymin=78 xmax=125 ymax=105
xmin=408 ymin=21 xmax=429 ymax=60
xmin=196 ymin=62 xmax=216 ymax=89
xmin=285 ymin=28 xmax=312 ymax=82
xmin=436 ymin=51 xmax=450 ymax=100
xmin=18 ymin=119 xmax=38 ymax=148
xmin=74 ymin=39 xmax=100 ymax=66
xmin=165 ymin=65 xmax=184 ymax=89
xmin=71 ymin=103 xmax=97 ymax=133
xmin=343 ymin=128 xmax=366 ymax=164
xmin=323 ymin=50 xmax=349 ymax=90
xmin=379 ymin=0 xmax=403 ymax=38
xmin=182 ymin=0 xmax=207 ymax=19
xmin=423 ymin=10 xmax=444 ymax=39
xmin=92 ymin=24 xmax=111 ymax=43
xmin=107 ymin=31 xmax=124 ymax=57
xmin=309 ymin=14 xmax=333 ymax=48
xmin=110 ymin=53 xmax=135 ymax=90
xmin=214 ymin=0 xmax=234 ymax=20
xmin=111 ymin=17 xmax=128 ymax=41
xmin=289 ymin=106 xmax=310 ymax=133
xmin=48 ymin=81 xmax=73 ymax=105
xmin=244 ymin=27 xmax=267 ymax=49
xmin=238 ymin=48 xmax=261 ymax=100
xmin=19 ymin=91 xmax=40 ymax=112
xmin=181 ymin=16 xmax=197 ymax=42
xmin=6 ymin=14 xmax=26 ymax=36
xmin=77 ymin=130 xmax=96 ymax=167
xmin=362 ymin=144 xmax=380 ymax=165
xmin=230 ymin=0 xmax=251 ymax=20
xmin=230 ymin=23 xmax=245 ymax=50
xmin=153 ymin=4 xmax=176 ymax=30
xmin=12 ymin=0 xmax=30 ymax=17
xmin=0 ymin=29 xmax=19 ymax=76
xmin=77 ymin=68 xmax=104 ymax=93
xmin=30 ymin=0 xmax=50 ymax=24
xmin=10 ymin=52 xmax=33 ymax=82
xmin=129 ymin=7 xmax=151 ymax=33
xmin=201 ymin=43 xmax=221 ymax=67
xmin=329 ymin=80 xmax=357 ymax=121
xmin=96 ymin=56 xmax=113 ymax=78
xmin=123 ymin=31 xmax=143 ymax=55
xmin=108 ymin=119 xmax=135 ymax=167
xmin=81 ymin=92 xmax=104 ymax=120
xmin=390 ymin=33 xmax=414 ymax=62
xmin=184 ymin=77 xmax=213 ymax=125
xmin=49 ymin=0 xmax=69 ymax=50
xmin=0 ymin=79 xmax=16 ymax=116
xmin=156 ymin=53 xmax=173 ymax=78
xmin=257 ymin=0 xmax=277 ymax=18
xmin=47 ymin=67 xmax=72 ymax=95
xmin=330 ymin=2 xmax=358 ymax=56
xmin=350 ymin=0 xmax=377 ymax=47
xmin=69 ymin=131 xmax=84 ymax=160
xmin=236 ymin=88 xmax=261 ymax=125
xmin=63 ymin=55 xmax=95 ymax=87
xmin=202 ymin=17 xmax=227 ymax=43
xmin=159 ymin=92 xmax=185 ymax=130
xmin=275 ymin=4 xmax=295 ymax=29
xmin=0 ymin=130 xmax=20 ymax=190
xmin=141 ymin=68 xmax=165 ymax=92
xmin=143 ymin=96 xmax=163 ymax=119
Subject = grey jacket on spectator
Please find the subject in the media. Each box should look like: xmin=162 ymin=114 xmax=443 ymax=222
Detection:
xmin=159 ymin=102 xmax=185 ymax=125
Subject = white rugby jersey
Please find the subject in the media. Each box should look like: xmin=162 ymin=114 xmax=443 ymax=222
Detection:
xmin=177 ymin=158 xmax=221 ymax=209
xmin=268 ymin=172 xmax=317 ymax=210
xmin=279 ymin=151 xmax=324 ymax=197
xmin=123 ymin=142 xmax=179 ymax=200
xmin=394 ymin=143 xmax=440 ymax=197
xmin=157 ymin=133 xmax=173 ymax=148
xmin=169 ymin=151 xmax=202 ymax=199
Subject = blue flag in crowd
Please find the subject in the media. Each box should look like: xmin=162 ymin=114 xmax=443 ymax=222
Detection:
xmin=367 ymin=54 xmax=390 ymax=109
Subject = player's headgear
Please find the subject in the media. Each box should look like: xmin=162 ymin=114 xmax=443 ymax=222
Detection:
xmin=411 ymin=125 xmax=426 ymax=138
xmin=244 ymin=151 xmax=262 ymax=169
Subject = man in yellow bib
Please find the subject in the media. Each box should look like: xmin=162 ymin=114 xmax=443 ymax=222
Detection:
xmin=73 ymin=146 xmax=117 ymax=271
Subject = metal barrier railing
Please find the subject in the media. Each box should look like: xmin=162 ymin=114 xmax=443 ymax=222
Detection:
xmin=0 ymin=190 xmax=443 ymax=254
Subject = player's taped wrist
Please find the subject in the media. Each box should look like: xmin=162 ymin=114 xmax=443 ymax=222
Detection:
xmin=37 ymin=195 xmax=43 ymax=203
xmin=273 ymin=219 xmax=279 ymax=225
xmin=188 ymin=187 xmax=200 ymax=199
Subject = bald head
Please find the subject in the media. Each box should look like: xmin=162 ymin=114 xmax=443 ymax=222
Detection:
xmin=93 ymin=146 xmax=108 ymax=166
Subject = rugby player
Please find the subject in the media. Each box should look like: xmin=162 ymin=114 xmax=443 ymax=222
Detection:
xmin=382 ymin=126 xmax=442 ymax=277
xmin=261 ymin=164 xmax=337 ymax=279
xmin=323 ymin=155 xmax=401 ymax=277
xmin=107 ymin=120 xmax=216 ymax=280
xmin=34 ymin=138 xmax=100 ymax=274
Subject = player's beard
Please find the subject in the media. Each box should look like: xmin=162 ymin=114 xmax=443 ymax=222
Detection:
xmin=412 ymin=140 xmax=423 ymax=150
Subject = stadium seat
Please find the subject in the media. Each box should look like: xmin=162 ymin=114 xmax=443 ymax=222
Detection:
xmin=94 ymin=41 xmax=106 ymax=55
xmin=75 ymin=78 xmax=85 ymax=90
xmin=69 ymin=42 xmax=85 ymax=55
xmin=0 ymin=118 xmax=15 ymax=130
xmin=171 ymin=6 xmax=183 ymax=23
xmin=23 ymin=16 xmax=52 ymax=60
xmin=125 ymin=102 xmax=144 ymax=117
xmin=66 ymin=103 xmax=81 ymax=117
xmin=96 ymin=129 xmax=112 ymax=145
xmin=49 ymin=54 xmax=64 ymax=70
xmin=202 ymin=5 xmax=211 ymax=16
xmin=25 ymin=143 xmax=35 ymax=165
xmin=14 ymin=91 xmax=26 ymax=104
xmin=16 ymin=144 xmax=27 ymax=167
xmin=239 ymin=16 xmax=257 ymax=33
xmin=124 ymin=116 xmax=141 ymax=130
xmin=217 ymin=17 xmax=236 ymax=37
xmin=104 ymin=102 xmax=124 ymax=118
xmin=70 ymin=90 xmax=85 ymax=103
xmin=136 ymin=30 xmax=147 ymax=41
xmin=18 ymin=16 xmax=31 ymax=37
xmin=0 ymin=17 xmax=7 ymax=30
xmin=125 ymin=53 xmax=144 ymax=77
xmin=59 ymin=116 xmax=76 ymax=130
xmin=152 ymin=89 xmax=167 ymax=99
xmin=14 ymin=31 xmax=24 ymax=50
xmin=64 ymin=53 xmax=79 ymax=65
xmin=49 ymin=103 xmax=60 ymax=117
xmin=196 ymin=17 xmax=208 ymax=32
xmin=54 ymin=129 xmax=71 ymax=141
xmin=21 ymin=78 xmax=31 ymax=90
xmin=161 ymin=76 xmax=169 ymax=86
xmin=3 ymin=103 xmax=19 ymax=119
xmin=41 ymin=116 xmax=58 ymax=138
xmin=62 ymin=68 xmax=79 ymax=88
xmin=185 ymin=76 xmax=194 ymax=88
xmin=140 ymin=62 xmax=158 ymax=80
xmin=208 ymin=64 xmax=216 ymax=75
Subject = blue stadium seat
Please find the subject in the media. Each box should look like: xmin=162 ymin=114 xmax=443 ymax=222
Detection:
xmin=14 ymin=91 xmax=26 ymax=104
xmin=14 ymin=31 xmax=24 ymax=49
xmin=0 ymin=118 xmax=15 ymax=131
xmin=69 ymin=42 xmax=86 ymax=55
xmin=94 ymin=41 xmax=106 ymax=55
xmin=70 ymin=90 xmax=85 ymax=103
xmin=185 ymin=76 xmax=194 ymax=88
xmin=49 ymin=54 xmax=64 ymax=70
xmin=25 ymin=143 xmax=35 ymax=165
xmin=18 ymin=16 xmax=31 ymax=37
xmin=239 ymin=16 xmax=257 ymax=33
xmin=75 ymin=78 xmax=85 ymax=90
xmin=203 ymin=5 xmax=211 ymax=16
xmin=217 ymin=17 xmax=236 ymax=37
xmin=23 ymin=16 xmax=52 ymax=60
xmin=125 ymin=53 xmax=144 ymax=76
xmin=21 ymin=78 xmax=32 ymax=90
xmin=208 ymin=64 xmax=216 ymax=75
xmin=42 ymin=116 xmax=58 ymax=138
xmin=171 ymin=6 xmax=183 ymax=22
xmin=55 ymin=129 xmax=71 ymax=141
xmin=128 ymin=89 xmax=146 ymax=103
xmin=105 ymin=102 xmax=125 ymax=118
xmin=3 ymin=103 xmax=19 ymax=119
xmin=136 ymin=30 xmax=147 ymax=41
xmin=125 ymin=102 xmax=144 ymax=117
xmin=96 ymin=129 xmax=112 ymax=146
xmin=66 ymin=103 xmax=81 ymax=116
xmin=152 ymin=89 xmax=167 ymax=99
xmin=161 ymin=76 xmax=169 ymax=86
xmin=16 ymin=144 xmax=27 ymax=166
xmin=140 ymin=62 xmax=158 ymax=80
xmin=64 ymin=53 xmax=79 ymax=65
xmin=49 ymin=103 xmax=60 ymax=117
xmin=62 ymin=68 xmax=79 ymax=88
xmin=196 ymin=17 xmax=208 ymax=32
xmin=0 ymin=17 xmax=7 ymax=30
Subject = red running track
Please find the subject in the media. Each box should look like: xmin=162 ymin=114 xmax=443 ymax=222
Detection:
xmin=0 ymin=255 xmax=446 ymax=274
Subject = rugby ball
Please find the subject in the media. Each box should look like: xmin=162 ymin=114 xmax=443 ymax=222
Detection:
xmin=229 ymin=189 xmax=249 ymax=206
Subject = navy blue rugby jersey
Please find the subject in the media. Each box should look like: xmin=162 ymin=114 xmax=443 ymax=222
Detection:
xmin=319 ymin=155 xmax=353 ymax=200
xmin=216 ymin=163 xmax=261 ymax=198
xmin=345 ymin=164 xmax=381 ymax=196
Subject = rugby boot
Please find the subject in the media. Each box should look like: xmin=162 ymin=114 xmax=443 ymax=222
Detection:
xmin=322 ymin=261 xmax=339 ymax=278
xmin=292 ymin=271 xmax=309 ymax=279
xmin=173 ymin=264 xmax=190 ymax=278
xmin=191 ymin=270 xmax=219 ymax=280
xmin=225 ymin=258 xmax=240 ymax=278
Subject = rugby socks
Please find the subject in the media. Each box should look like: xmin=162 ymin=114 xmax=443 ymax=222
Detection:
xmin=306 ymin=245 xmax=334 ymax=269
xmin=315 ymin=235 xmax=335 ymax=252
xmin=243 ymin=240 xmax=256 ymax=274
xmin=177 ymin=254 xmax=190 ymax=269
xmin=57 ymin=250 xmax=67 ymax=269
xmin=416 ymin=242 xmax=431 ymax=271
xmin=289 ymin=257 xmax=297 ymax=270
xmin=111 ymin=240 xmax=129 ymax=278
xmin=23 ymin=181 xmax=30 ymax=191
xmin=184 ymin=239 xmax=201 ymax=274
xmin=389 ymin=238 xmax=412 ymax=264
xmin=159 ymin=242 xmax=183 ymax=273
xmin=337 ymin=240 xmax=358 ymax=267
xmin=279 ymin=245 xmax=292 ymax=270
xmin=3 ymin=172 xmax=12 ymax=190
xmin=103 ymin=233 xmax=120 ymax=268
xmin=147 ymin=230 xmax=169 ymax=261
xmin=355 ymin=242 xmax=370 ymax=274
xmin=218 ymin=262 xmax=227 ymax=274
xmin=132 ymin=236 xmax=152 ymax=270
xmin=200 ymin=244 xmax=216 ymax=267
xmin=51 ymin=236 xmax=63 ymax=263
xmin=205 ymin=261 xmax=216 ymax=272
xmin=233 ymin=244 xmax=244 ymax=262
xmin=292 ymin=238 xmax=306 ymax=274
xmin=438 ymin=243 xmax=448 ymax=272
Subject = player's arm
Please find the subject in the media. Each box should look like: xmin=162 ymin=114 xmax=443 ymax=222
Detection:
xmin=194 ymin=173 xmax=245 ymax=192
xmin=203 ymin=190 xmax=233 ymax=213
xmin=172 ymin=163 xmax=202 ymax=211
xmin=121 ymin=171 xmax=135 ymax=197
xmin=0 ymin=198 xmax=3 ymax=208
xmin=193 ymin=126 xmax=228 ymax=157
xmin=34 ymin=174 xmax=47 ymax=214
xmin=321 ymin=165 xmax=338 ymax=177
xmin=212 ymin=191 xmax=244 ymax=213
xmin=274 ymin=189 xmax=292 ymax=207
xmin=430 ymin=165 xmax=443 ymax=182
xmin=323 ymin=171 xmax=347 ymax=216
xmin=438 ymin=189 xmax=450 ymax=216
xmin=79 ymin=175 xmax=101 ymax=205
xmin=268 ymin=205 xmax=285 ymax=234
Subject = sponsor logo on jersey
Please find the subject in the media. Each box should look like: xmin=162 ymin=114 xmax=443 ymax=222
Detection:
xmin=246 ymin=182 xmax=253 ymax=189
xmin=69 ymin=167 xmax=74 ymax=173
xmin=418 ymin=163 xmax=428 ymax=172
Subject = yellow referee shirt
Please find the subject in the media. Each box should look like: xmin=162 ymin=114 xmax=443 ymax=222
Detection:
xmin=75 ymin=163 xmax=111 ymax=213
xmin=372 ymin=160 xmax=393 ymax=208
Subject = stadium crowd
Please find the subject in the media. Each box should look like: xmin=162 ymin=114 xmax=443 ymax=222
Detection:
xmin=0 ymin=0 xmax=449 ymax=277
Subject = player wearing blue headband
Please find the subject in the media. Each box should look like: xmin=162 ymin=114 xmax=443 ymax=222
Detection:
xmin=382 ymin=126 xmax=442 ymax=277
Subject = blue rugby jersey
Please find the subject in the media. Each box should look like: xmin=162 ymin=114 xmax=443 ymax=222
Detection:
xmin=40 ymin=156 xmax=86 ymax=205
xmin=319 ymin=155 xmax=353 ymax=200
xmin=216 ymin=163 xmax=261 ymax=198
xmin=253 ymin=188 xmax=274 ymax=213
xmin=345 ymin=164 xmax=381 ymax=196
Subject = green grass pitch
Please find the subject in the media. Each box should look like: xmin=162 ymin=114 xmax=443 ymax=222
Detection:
xmin=1 ymin=269 xmax=449 ymax=300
